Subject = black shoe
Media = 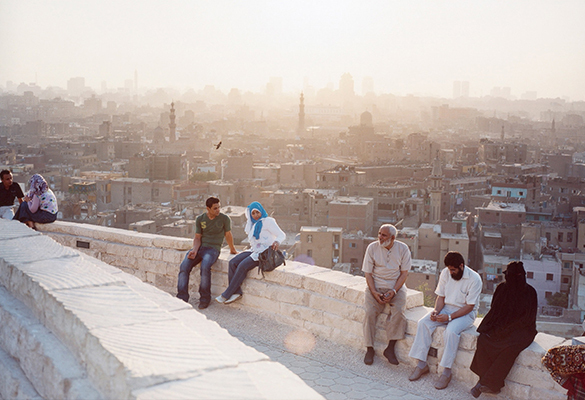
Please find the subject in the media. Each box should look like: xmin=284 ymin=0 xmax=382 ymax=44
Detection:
xmin=479 ymin=384 xmax=500 ymax=395
xmin=198 ymin=300 xmax=210 ymax=309
xmin=383 ymin=341 xmax=399 ymax=365
xmin=364 ymin=347 xmax=375 ymax=365
xmin=470 ymin=382 xmax=481 ymax=398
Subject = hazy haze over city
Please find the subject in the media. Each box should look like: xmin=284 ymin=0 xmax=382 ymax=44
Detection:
xmin=2 ymin=0 xmax=585 ymax=100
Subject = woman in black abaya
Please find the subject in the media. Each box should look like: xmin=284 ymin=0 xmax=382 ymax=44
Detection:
xmin=470 ymin=261 xmax=538 ymax=397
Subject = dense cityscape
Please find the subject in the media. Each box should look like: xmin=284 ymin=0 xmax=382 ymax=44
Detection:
xmin=2 ymin=75 xmax=585 ymax=325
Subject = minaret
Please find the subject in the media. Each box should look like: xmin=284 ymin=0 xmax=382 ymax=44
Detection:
xmin=297 ymin=93 xmax=305 ymax=135
xmin=429 ymin=152 xmax=443 ymax=223
xmin=169 ymin=102 xmax=176 ymax=143
xmin=501 ymin=124 xmax=505 ymax=142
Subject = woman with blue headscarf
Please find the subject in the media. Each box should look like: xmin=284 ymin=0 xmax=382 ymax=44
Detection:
xmin=216 ymin=201 xmax=285 ymax=304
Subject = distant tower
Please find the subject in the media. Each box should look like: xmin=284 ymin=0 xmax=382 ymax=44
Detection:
xmin=429 ymin=152 xmax=443 ymax=223
xmin=297 ymin=93 xmax=305 ymax=134
xmin=134 ymin=69 xmax=138 ymax=94
xmin=169 ymin=102 xmax=176 ymax=143
xmin=552 ymin=119 xmax=556 ymax=136
xmin=501 ymin=124 xmax=505 ymax=142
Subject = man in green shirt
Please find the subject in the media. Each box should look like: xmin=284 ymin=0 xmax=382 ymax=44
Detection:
xmin=177 ymin=197 xmax=237 ymax=309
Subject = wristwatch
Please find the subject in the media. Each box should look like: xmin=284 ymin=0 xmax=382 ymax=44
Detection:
xmin=448 ymin=314 xmax=452 ymax=322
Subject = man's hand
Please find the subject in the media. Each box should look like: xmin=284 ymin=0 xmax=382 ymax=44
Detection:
xmin=271 ymin=241 xmax=279 ymax=250
xmin=229 ymin=247 xmax=237 ymax=255
xmin=435 ymin=313 xmax=450 ymax=323
xmin=430 ymin=310 xmax=438 ymax=321
xmin=187 ymin=249 xmax=197 ymax=259
xmin=372 ymin=290 xmax=386 ymax=305
xmin=382 ymin=290 xmax=395 ymax=303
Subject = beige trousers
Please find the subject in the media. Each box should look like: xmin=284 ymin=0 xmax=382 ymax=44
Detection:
xmin=363 ymin=286 xmax=407 ymax=347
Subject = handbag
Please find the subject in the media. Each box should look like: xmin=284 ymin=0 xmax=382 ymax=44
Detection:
xmin=258 ymin=247 xmax=286 ymax=277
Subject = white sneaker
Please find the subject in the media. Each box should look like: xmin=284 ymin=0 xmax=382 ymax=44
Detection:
xmin=225 ymin=294 xmax=241 ymax=304
xmin=215 ymin=295 xmax=227 ymax=304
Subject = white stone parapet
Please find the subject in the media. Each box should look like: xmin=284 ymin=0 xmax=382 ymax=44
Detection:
xmin=27 ymin=220 xmax=570 ymax=399
xmin=0 ymin=220 xmax=323 ymax=400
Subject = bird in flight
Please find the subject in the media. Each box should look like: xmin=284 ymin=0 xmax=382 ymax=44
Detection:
xmin=214 ymin=141 xmax=222 ymax=150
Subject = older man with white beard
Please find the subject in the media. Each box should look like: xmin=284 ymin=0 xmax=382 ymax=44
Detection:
xmin=362 ymin=224 xmax=411 ymax=366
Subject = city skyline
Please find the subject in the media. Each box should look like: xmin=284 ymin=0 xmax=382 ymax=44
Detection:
xmin=2 ymin=1 xmax=585 ymax=100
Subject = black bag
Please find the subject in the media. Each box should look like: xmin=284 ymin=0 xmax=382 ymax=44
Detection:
xmin=258 ymin=247 xmax=286 ymax=277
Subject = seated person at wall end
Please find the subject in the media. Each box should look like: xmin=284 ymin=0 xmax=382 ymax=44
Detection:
xmin=362 ymin=223 xmax=411 ymax=366
xmin=0 ymin=169 xmax=24 ymax=220
xmin=13 ymin=174 xmax=58 ymax=229
xmin=543 ymin=345 xmax=585 ymax=400
xmin=408 ymin=251 xmax=482 ymax=390
xmin=469 ymin=261 xmax=537 ymax=398
xmin=176 ymin=196 xmax=237 ymax=310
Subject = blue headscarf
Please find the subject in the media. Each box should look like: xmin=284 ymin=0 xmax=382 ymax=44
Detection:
xmin=247 ymin=201 xmax=268 ymax=240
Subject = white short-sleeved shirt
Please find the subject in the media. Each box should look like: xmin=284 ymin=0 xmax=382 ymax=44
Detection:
xmin=435 ymin=266 xmax=482 ymax=311
xmin=362 ymin=240 xmax=411 ymax=289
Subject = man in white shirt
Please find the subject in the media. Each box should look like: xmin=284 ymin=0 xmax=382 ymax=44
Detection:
xmin=408 ymin=251 xmax=482 ymax=390
xmin=362 ymin=224 xmax=411 ymax=366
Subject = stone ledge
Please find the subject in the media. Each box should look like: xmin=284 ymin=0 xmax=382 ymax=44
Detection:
xmin=34 ymin=220 xmax=568 ymax=400
xmin=0 ymin=220 xmax=323 ymax=400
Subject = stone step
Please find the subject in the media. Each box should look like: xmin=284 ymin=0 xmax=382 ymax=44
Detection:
xmin=0 ymin=286 xmax=101 ymax=400
xmin=0 ymin=345 xmax=42 ymax=400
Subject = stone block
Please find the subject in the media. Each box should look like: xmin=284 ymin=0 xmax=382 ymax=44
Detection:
xmin=503 ymin=381 xmax=531 ymax=400
xmin=257 ymin=282 xmax=308 ymax=306
xmin=459 ymin=328 xmax=479 ymax=350
xmin=405 ymin=288 xmax=424 ymax=309
xmin=516 ymin=334 xmax=565 ymax=369
xmin=105 ymin=243 xmax=143 ymax=259
xmin=308 ymin=293 xmax=362 ymax=321
xmin=152 ymin=235 xmax=192 ymax=250
xmin=323 ymin=312 xmax=362 ymax=337
xmin=342 ymin=282 xmax=367 ymax=304
xmin=274 ymin=313 xmax=305 ymax=329
xmin=507 ymin=364 xmax=556 ymax=390
xmin=162 ymin=249 xmax=183 ymax=264
xmin=239 ymin=293 xmax=281 ymax=314
xmin=143 ymin=247 xmax=163 ymax=261
xmin=405 ymin=306 xmax=431 ymax=335
xmin=302 ymin=269 xmax=362 ymax=300
xmin=145 ymin=271 xmax=157 ymax=284
xmin=262 ymin=267 xmax=304 ymax=289
xmin=280 ymin=302 xmax=323 ymax=325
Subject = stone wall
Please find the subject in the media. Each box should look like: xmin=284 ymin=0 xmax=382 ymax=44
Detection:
xmin=37 ymin=221 xmax=569 ymax=400
xmin=0 ymin=220 xmax=322 ymax=400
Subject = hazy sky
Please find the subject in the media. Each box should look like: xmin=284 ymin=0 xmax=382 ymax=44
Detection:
xmin=2 ymin=1 xmax=584 ymax=99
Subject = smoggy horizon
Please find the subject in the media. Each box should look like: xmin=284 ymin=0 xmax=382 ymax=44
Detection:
xmin=2 ymin=1 xmax=585 ymax=100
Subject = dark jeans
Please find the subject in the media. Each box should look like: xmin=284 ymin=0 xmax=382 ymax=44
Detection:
xmin=222 ymin=251 xmax=259 ymax=299
xmin=13 ymin=202 xmax=57 ymax=224
xmin=176 ymin=246 xmax=220 ymax=303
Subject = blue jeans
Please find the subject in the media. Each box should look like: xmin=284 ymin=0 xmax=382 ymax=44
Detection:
xmin=176 ymin=246 xmax=220 ymax=303
xmin=222 ymin=251 xmax=259 ymax=299
xmin=13 ymin=202 xmax=57 ymax=224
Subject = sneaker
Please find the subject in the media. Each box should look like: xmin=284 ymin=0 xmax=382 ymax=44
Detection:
xmin=225 ymin=293 xmax=241 ymax=304
xmin=408 ymin=365 xmax=429 ymax=381
xmin=215 ymin=295 xmax=227 ymax=304
xmin=434 ymin=373 xmax=452 ymax=390
xmin=198 ymin=300 xmax=210 ymax=309
xmin=364 ymin=347 xmax=375 ymax=365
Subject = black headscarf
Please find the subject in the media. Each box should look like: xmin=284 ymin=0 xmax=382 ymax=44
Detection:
xmin=477 ymin=261 xmax=538 ymax=339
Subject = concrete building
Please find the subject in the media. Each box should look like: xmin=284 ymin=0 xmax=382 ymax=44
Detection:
xmin=340 ymin=232 xmax=376 ymax=274
xmin=522 ymin=254 xmax=562 ymax=307
xmin=407 ymin=259 xmax=438 ymax=304
xmin=298 ymin=226 xmax=343 ymax=269
xmin=328 ymin=196 xmax=374 ymax=235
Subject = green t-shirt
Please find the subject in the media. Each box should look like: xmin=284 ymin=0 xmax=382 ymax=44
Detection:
xmin=195 ymin=212 xmax=232 ymax=250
